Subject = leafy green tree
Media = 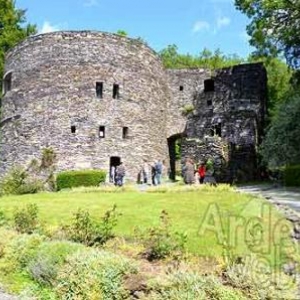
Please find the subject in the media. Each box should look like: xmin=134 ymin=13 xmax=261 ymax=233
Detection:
xmin=0 ymin=0 xmax=36 ymax=93
xmin=248 ymin=55 xmax=293 ymax=118
xmin=260 ymin=91 xmax=300 ymax=168
xmin=159 ymin=45 xmax=244 ymax=70
xmin=235 ymin=0 xmax=300 ymax=68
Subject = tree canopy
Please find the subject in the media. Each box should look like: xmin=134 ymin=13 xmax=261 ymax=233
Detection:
xmin=0 ymin=0 xmax=36 ymax=93
xmin=235 ymin=0 xmax=300 ymax=68
xmin=159 ymin=45 xmax=244 ymax=70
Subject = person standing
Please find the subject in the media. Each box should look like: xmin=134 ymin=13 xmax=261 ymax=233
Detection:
xmin=154 ymin=159 xmax=163 ymax=185
xmin=183 ymin=158 xmax=195 ymax=184
xmin=115 ymin=162 xmax=125 ymax=186
xmin=198 ymin=162 xmax=206 ymax=184
xmin=142 ymin=160 xmax=150 ymax=184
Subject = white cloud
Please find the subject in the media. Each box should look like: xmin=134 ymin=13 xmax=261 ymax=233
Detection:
xmin=39 ymin=21 xmax=61 ymax=34
xmin=83 ymin=0 xmax=99 ymax=7
xmin=193 ymin=21 xmax=210 ymax=33
xmin=216 ymin=16 xmax=231 ymax=28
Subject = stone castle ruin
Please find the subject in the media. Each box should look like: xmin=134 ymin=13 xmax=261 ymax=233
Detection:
xmin=0 ymin=31 xmax=267 ymax=182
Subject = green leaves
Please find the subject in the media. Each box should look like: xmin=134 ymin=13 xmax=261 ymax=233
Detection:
xmin=0 ymin=0 xmax=36 ymax=93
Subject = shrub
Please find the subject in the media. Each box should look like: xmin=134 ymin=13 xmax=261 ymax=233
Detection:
xmin=64 ymin=205 xmax=120 ymax=246
xmin=55 ymin=249 xmax=137 ymax=299
xmin=13 ymin=203 xmax=39 ymax=234
xmin=0 ymin=166 xmax=43 ymax=195
xmin=137 ymin=210 xmax=187 ymax=261
xmin=147 ymin=271 xmax=246 ymax=299
xmin=284 ymin=165 xmax=300 ymax=186
xmin=40 ymin=147 xmax=56 ymax=169
xmin=1 ymin=234 xmax=45 ymax=272
xmin=56 ymin=169 xmax=106 ymax=190
xmin=224 ymin=254 xmax=298 ymax=299
xmin=28 ymin=240 xmax=84 ymax=286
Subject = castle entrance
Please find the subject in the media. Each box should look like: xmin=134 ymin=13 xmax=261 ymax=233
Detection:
xmin=109 ymin=156 xmax=121 ymax=183
xmin=167 ymin=133 xmax=182 ymax=181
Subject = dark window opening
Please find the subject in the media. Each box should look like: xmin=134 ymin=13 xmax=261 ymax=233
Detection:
xmin=204 ymin=79 xmax=214 ymax=92
xmin=207 ymin=99 xmax=212 ymax=106
xmin=113 ymin=84 xmax=120 ymax=99
xmin=71 ymin=125 xmax=76 ymax=133
xmin=3 ymin=72 xmax=12 ymax=94
xmin=96 ymin=82 xmax=103 ymax=98
xmin=179 ymin=85 xmax=184 ymax=91
xmin=209 ymin=128 xmax=214 ymax=136
xmin=215 ymin=123 xmax=222 ymax=137
xmin=99 ymin=126 xmax=105 ymax=138
xmin=122 ymin=127 xmax=129 ymax=139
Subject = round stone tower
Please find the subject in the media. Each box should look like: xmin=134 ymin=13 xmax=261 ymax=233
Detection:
xmin=0 ymin=31 xmax=170 ymax=181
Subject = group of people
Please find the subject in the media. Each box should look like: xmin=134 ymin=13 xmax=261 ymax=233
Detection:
xmin=139 ymin=159 xmax=163 ymax=186
xmin=110 ymin=159 xmax=164 ymax=187
xmin=182 ymin=158 xmax=216 ymax=185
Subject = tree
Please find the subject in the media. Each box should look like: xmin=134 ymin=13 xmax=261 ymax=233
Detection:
xmin=0 ymin=0 xmax=36 ymax=93
xmin=248 ymin=55 xmax=293 ymax=118
xmin=235 ymin=0 xmax=300 ymax=68
xmin=260 ymin=91 xmax=300 ymax=168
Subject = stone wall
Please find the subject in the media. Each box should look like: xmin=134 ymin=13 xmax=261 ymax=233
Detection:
xmin=0 ymin=31 xmax=170 ymax=181
xmin=0 ymin=31 xmax=267 ymax=183
xmin=181 ymin=63 xmax=267 ymax=182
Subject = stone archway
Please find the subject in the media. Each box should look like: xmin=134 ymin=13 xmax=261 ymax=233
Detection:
xmin=167 ymin=133 xmax=183 ymax=181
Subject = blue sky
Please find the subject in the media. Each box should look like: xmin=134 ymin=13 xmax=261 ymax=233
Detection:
xmin=16 ymin=0 xmax=254 ymax=58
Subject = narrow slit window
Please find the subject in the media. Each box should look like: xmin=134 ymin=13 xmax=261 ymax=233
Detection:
xmin=71 ymin=125 xmax=76 ymax=134
xmin=113 ymin=84 xmax=120 ymax=99
xmin=99 ymin=126 xmax=105 ymax=138
xmin=96 ymin=82 xmax=103 ymax=98
xmin=179 ymin=85 xmax=184 ymax=91
xmin=122 ymin=127 xmax=129 ymax=139
xmin=207 ymin=99 xmax=212 ymax=106
xmin=204 ymin=79 xmax=214 ymax=92
xmin=3 ymin=72 xmax=12 ymax=94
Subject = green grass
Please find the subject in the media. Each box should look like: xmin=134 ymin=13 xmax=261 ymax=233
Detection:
xmin=0 ymin=185 xmax=294 ymax=265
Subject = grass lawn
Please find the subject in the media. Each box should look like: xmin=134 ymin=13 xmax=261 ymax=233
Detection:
xmin=0 ymin=185 xmax=294 ymax=266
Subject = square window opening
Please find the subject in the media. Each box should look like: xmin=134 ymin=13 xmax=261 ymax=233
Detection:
xmin=96 ymin=82 xmax=103 ymax=98
xmin=215 ymin=123 xmax=222 ymax=137
xmin=204 ymin=79 xmax=214 ymax=92
xmin=71 ymin=125 xmax=76 ymax=134
xmin=99 ymin=126 xmax=105 ymax=138
xmin=113 ymin=84 xmax=120 ymax=99
xmin=122 ymin=127 xmax=129 ymax=139
xmin=179 ymin=85 xmax=184 ymax=91
xmin=207 ymin=99 xmax=212 ymax=106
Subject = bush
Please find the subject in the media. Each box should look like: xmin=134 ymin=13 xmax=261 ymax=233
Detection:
xmin=55 ymin=249 xmax=137 ymax=299
xmin=137 ymin=210 xmax=187 ymax=261
xmin=0 ymin=166 xmax=44 ymax=195
xmin=64 ymin=205 xmax=120 ymax=246
xmin=224 ymin=254 xmax=298 ymax=299
xmin=284 ymin=165 xmax=300 ymax=186
xmin=28 ymin=240 xmax=84 ymax=286
xmin=147 ymin=271 xmax=246 ymax=299
xmin=56 ymin=169 xmax=106 ymax=190
xmin=13 ymin=203 xmax=39 ymax=234
xmin=1 ymin=234 xmax=45 ymax=272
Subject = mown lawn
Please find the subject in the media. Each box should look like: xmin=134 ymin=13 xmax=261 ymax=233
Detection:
xmin=0 ymin=185 xmax=294 ymax=265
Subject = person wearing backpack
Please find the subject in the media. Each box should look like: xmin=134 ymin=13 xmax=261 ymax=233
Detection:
xmin=154 ymin=159 xmax=163 ymax=185
xmin=115 ymin=162 xmax=125 ymax=186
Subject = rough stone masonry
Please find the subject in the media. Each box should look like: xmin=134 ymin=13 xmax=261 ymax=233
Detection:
xmin=0 ymin=31 xmax=267 ymax=182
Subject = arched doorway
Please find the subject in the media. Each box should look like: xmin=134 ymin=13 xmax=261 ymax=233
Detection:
xmin=167 ymin=133 xmax=182 ymax=180
xmin=109 ymin=156 xmax=121 ymax=183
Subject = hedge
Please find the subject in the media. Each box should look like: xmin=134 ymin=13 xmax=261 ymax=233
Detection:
xmin=56 ymin=170 xmax=106 ymax=190
xmin=284 ymin=165 xmax=300 ymax=187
